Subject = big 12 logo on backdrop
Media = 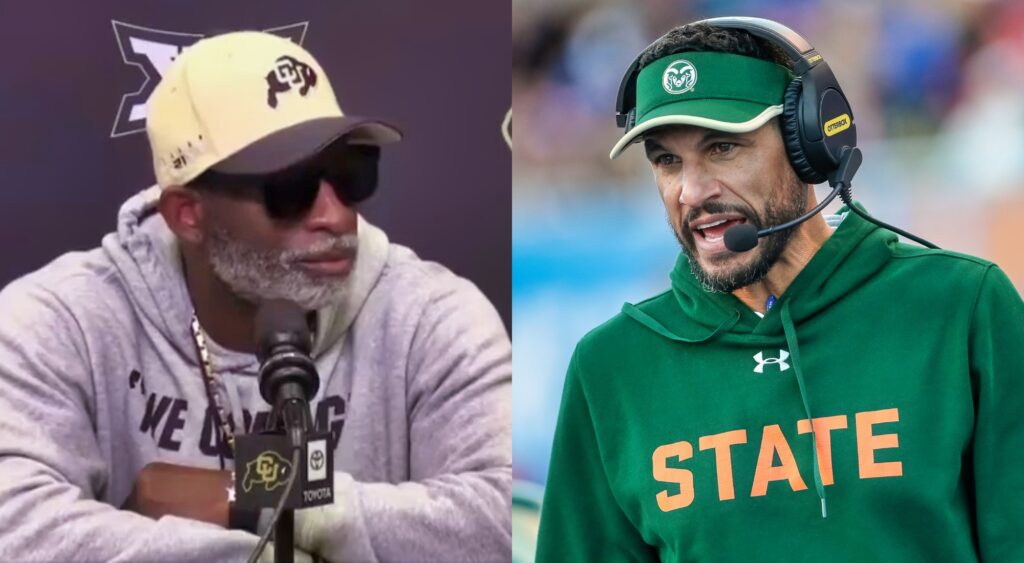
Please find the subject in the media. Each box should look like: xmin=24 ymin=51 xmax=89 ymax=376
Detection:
xmin=110 ymin=21 xmax=308 ymax=138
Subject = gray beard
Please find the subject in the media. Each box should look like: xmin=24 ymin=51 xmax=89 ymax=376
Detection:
xmin=206 ymin=227 xmax=358 ymax=311
xmin=677 ymin=183 xmax=807 ymax=294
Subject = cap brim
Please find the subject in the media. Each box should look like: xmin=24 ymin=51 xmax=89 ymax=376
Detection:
xmin=609 ymin=100 xmax=783 ymax=159
xmin=213 ymin=116 xmax=403 ymax=175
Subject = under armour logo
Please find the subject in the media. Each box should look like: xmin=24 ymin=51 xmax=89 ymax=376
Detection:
xmin=266 ymin=55 xmax=318 ymax=108
xmin=753 ymin=350 xmax=790 ymax=373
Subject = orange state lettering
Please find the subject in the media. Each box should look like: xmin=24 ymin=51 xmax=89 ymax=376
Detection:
xmin=651 ymin=408 xmax=902 ymax=511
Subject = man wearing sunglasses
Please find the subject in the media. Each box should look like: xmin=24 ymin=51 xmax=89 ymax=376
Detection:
xmin=0 ymin=32 xmax=511 ymax=562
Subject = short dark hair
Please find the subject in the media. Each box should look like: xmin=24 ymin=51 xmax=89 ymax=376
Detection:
xmin=637 ymin=23 xmax=791 ymax=71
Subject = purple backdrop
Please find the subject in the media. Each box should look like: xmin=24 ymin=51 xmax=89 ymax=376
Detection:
xmin=0 ymin=1 xmax=511 ymax=328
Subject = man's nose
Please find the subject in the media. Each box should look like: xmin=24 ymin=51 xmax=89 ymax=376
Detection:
xmin=678 ymin=164 xmax=722 ymax=210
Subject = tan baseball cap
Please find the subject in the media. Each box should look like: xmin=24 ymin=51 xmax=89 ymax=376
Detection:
xmin=146 ymin=31 xmax=402 ymax=188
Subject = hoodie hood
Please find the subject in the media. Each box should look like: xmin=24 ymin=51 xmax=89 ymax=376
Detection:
xmin=102 ymin=185 xmax=389 ymax=374
xmin=623 ymin=202 xmax=893 ymax=344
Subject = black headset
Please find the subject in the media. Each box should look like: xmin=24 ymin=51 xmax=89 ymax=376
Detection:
xmin=615 ymin=16 xmax=856 ymax=185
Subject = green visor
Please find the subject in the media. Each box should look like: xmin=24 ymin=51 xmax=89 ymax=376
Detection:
xmin=610 ymin=51 xmax=792 ymax=159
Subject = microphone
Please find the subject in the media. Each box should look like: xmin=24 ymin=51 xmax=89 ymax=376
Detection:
xmin=724 ymin=147 xmax=863 ymax=253
xmin=244 ymin=301 xmax=335 ymax=563
xmin=255 ymin=299 xmax=319 ymax=449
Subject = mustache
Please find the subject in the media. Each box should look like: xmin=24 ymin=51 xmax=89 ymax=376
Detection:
xmin=281 ymin=234 xmax=359 ymax=262
xmin=685 ymin=201 xmax=760 ymax=228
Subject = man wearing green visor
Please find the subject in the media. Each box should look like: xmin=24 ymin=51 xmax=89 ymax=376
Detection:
xmin=607 ymin=36 xmax=805 ymax=299
xmin=537 ymin=19 xmax=1024 ymax=563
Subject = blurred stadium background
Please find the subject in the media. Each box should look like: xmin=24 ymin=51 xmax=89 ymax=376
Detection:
xmin=511 ymin=0 xmax=1024 ymax=520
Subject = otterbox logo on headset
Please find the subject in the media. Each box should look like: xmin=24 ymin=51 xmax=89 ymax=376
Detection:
xmin=824 ymin=114 xmax=851 ymax=137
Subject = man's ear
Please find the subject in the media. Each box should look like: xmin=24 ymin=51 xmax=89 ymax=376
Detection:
xmin=158 ymin=186 xmax=206 ymax=245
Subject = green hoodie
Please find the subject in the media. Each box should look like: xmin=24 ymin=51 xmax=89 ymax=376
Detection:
xmin=536 ymin=206 xmax=1024 ymax=562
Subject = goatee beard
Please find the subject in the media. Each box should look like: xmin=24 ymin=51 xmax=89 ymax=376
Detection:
xmin=677 ymin=184 xmax=807 ymax=293
xmin=205 ymin=227 xmax=357 ymax=311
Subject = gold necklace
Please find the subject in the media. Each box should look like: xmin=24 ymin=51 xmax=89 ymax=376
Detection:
xmin=189 ymin=312 xmax=235 ymax=452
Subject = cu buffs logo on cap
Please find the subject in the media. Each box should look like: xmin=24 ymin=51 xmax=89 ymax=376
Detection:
xmin=663 ymin=59 xmax=697 ymax=95
xmin=266 ymin=55 xmax=318 ymax=109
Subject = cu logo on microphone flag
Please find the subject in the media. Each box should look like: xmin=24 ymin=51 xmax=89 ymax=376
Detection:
xmin=243 ymin=450 xmax=292 ymax=493
xmin=233 ymin=432 xmax=334 ymax=509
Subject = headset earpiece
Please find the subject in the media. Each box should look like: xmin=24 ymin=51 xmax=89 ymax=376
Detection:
xmin=794 ymin=62 xmax=857 ymax=181
xmin=781 ymin=77 xmax=827 ymax=184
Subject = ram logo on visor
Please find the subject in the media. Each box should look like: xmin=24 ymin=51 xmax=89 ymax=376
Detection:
xmin=662 ymin=59 xmax=698 ymax=95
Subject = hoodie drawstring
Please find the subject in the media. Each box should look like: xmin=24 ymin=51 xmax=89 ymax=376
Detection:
xmin=622 ymin=305 xmax=741 ymax=343
xmin=780 ymin=300 xmax=828 ymax=518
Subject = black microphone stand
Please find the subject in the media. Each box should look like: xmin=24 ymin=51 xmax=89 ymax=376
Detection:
xmin=266 ymin=396 xmax=314 ymax=563
xmin=253 ymin=300 xmax=323 ymax=563
xmin=275 ymin=511 xmax=295 ymax=563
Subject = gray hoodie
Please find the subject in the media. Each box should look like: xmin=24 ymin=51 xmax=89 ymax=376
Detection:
xmin=0 ymin=187 xmax=511 ymax=562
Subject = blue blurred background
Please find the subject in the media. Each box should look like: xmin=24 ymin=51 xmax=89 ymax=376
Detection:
xmin=511 ymin=0 xmax=1024 ymax=502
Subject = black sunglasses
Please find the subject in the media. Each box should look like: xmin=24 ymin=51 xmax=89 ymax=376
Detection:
xmin=192 ymin=144 xmax=380 ymax=221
